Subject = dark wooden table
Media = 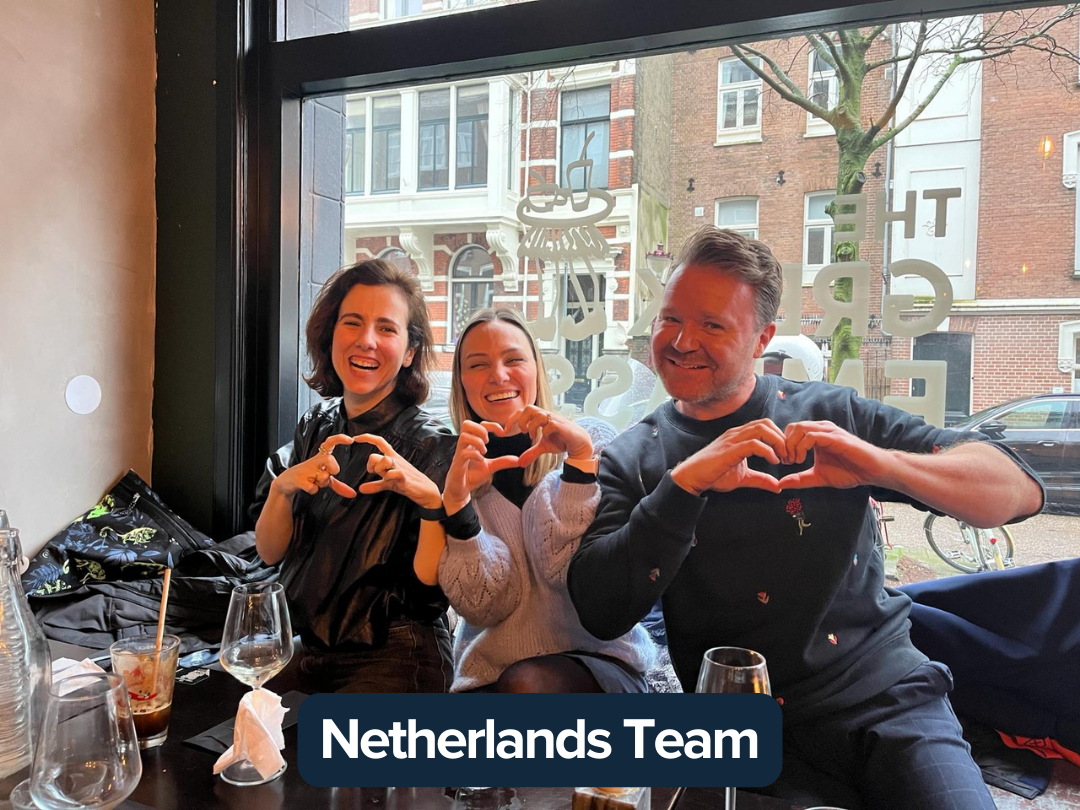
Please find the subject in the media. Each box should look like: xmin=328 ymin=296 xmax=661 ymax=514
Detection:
xmin=25 ymin=642 xmax=793 ymax=810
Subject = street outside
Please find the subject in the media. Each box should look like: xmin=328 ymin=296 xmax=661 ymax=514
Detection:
xmin=879 ymin=503 xmax=1080 ymax=586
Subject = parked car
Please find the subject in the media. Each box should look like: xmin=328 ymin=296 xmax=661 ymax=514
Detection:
xmin=951 ymin=393 xmax=1080 ymax=514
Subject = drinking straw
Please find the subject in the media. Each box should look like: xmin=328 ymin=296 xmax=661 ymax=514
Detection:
xmin=155 ymin=567 xmax=172 ymax=653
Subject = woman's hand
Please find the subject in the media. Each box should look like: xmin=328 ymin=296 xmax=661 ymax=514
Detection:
xmin=353 ymin=433 xmax=443 ymax=511
xmin=443 ymin=420 xmax=521 ymax=515
xmin=270 ymin=434 xmax=358 ymax=500
xmin=510 ymin=406 xmax=594 ymax=467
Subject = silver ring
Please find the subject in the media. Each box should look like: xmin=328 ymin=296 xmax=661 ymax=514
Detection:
xmin=318 ymin=445 xmax=332 ymax=455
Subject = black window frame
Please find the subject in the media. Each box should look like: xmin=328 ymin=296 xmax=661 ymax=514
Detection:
xmin=154 ymin=0 xmax=1045 ymax=535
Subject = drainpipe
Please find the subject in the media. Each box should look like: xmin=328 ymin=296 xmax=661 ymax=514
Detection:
xmin=1064 ymin=130 xmax=1080 ymax=278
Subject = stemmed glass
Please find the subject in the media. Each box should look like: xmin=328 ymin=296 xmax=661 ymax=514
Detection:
xmin=218 ymin=582 xmax=294 ymax=786
xmin=696 ymin=647 xmax=771 ymax=810
xmin=10 ymin=672 xmax=142 ymax=810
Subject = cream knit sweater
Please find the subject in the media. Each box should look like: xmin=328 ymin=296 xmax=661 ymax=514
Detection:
xmin=439 ymin=460 xmax=656 ymax=692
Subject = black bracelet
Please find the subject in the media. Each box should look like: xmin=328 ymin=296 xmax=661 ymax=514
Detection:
xmin=417 ymin=504 xmax=448 ymax=521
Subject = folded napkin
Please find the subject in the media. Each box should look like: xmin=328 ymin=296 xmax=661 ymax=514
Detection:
xmin=213 ymin=688 xmax=289 ymax=779
xmin=51 ymin=657 xmax=107 ymax=694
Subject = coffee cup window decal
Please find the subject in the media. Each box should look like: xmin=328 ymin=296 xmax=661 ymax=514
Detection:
xmin=516 ymin=131 xmax=615 ymax=342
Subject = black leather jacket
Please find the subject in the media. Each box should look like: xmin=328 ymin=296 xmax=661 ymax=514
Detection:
xmin=250 ymin=394 xmax=456 ymax=651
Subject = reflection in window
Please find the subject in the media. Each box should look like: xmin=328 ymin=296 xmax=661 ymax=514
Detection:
xmin=451 ymin=247 xmax=495 ymax=340
xmin=804 ymin=191 xmax=835 ymax=268
xmin=456 ymin=85 xmax=489 ymax=188
xmin=419 ymin=90 xmax=451 ymax=190
xmin=1000 ymin=401 xmax=1068 ymax=429
xmin=716 ymin=197 xmax=759 ymax=238
xmin=561 ymin=86 xmax=610 ymax=191
xmin=345 ymin=102 xmax=366 ymax=194
xmin=717 ymin=57 xmax=762 ymax=137
xmin=372 ymin=96 xmax=402 ymax=193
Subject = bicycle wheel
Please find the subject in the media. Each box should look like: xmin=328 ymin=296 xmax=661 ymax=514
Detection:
xmin=924 ymin=515 xmax=986 ymax=574
xmin=982 ymin=524 xmax=1016 ymax=569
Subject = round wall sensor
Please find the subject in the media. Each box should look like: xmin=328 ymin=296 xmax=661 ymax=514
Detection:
xmin=65 ymin=375 xmax=102 ymax=415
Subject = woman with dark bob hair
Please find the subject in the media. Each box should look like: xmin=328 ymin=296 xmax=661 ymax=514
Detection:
xmin=252 ymin=258 xmax=457 ymax=693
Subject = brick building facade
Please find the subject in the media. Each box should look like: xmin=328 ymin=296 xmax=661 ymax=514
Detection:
xmin=668 ymin=12 xmax=1080 ymax=418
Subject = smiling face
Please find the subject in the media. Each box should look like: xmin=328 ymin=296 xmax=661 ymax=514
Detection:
xmin=651 ymin=264 xmax=775 ymax=420
xmin=331 ymin=283 xmax=416 ymax=418
xmin=457 ymin=319 xmax=539 ymax=429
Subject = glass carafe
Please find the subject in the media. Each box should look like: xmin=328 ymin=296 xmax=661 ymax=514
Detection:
xmin=0 ymin=528 xmax=51 ymax=782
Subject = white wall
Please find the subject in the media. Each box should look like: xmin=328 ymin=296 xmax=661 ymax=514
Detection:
xmin=0 ymin=2 xmax=156 ymax=555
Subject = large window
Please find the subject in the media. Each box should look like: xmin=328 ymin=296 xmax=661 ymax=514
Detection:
xmin=419 ymin=89 xmax=451 ymax=190
xmin=561 ymin=86 xmax=610 ymax=191
xmin=803 ymin=191 xmax=835 ymax=273
xmin=456 ymin=85 xmax=489 ymax=188
xmin=716 ymin=197 xmax=759 ymax=238
xmin=451 ymin=247 xmax=495 ymax=340
xmin=372 ymin=96 xmax=402 ymax=193
xmin=345 ymin=103 xmax=366 ymax=194
xmin=716 ymin=57 xmax=762 ymax=144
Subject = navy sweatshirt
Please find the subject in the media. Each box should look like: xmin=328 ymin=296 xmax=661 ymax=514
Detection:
xmin=567 ymin=374 xmax=1043 ymax=722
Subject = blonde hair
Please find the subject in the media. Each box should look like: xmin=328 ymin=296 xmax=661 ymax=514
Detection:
xmin=449 ymin=307 xmax=560 ymax=489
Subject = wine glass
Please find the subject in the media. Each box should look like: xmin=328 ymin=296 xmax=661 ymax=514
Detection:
xmin=218 ymin=582 xmax=294 ymax=786
xmin=696 ymin=647 xmax=771 ymax=810
xmin=10 ymin=672 xmax=142 ymax=810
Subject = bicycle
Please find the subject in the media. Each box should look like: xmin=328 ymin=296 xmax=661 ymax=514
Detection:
xmin=923 ymin=514 xmax=1016 ymax=574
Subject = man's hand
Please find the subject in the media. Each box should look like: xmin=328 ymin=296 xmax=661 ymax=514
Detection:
xmin=670 ymin=419 xmax=788 ymax=496
xmin=778 ymin=421 xmax=891 ymax=490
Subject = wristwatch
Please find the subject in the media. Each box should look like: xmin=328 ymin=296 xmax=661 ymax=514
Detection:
xmin=564 ymin=454 xmax=600 ymax=475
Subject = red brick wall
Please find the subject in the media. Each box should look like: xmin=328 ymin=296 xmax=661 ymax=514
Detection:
xmin=977 ymin=8 xmax=1080 ymax=300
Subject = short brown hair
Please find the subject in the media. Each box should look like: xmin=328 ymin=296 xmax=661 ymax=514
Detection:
xmin=672 ymin=226 xmax=783 ymax=328
xmin=304 ymin=258 xmax=434 ymax=406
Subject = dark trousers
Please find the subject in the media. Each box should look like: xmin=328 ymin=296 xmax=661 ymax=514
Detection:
xmin=752 ymin=662 xmax=996 ymax=810
xmin=268 ymin=619 xmax=453 ymax=693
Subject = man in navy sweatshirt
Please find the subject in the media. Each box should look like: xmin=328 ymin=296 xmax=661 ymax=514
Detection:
xmin=567 ymin=226 xmax=1044 ymax=810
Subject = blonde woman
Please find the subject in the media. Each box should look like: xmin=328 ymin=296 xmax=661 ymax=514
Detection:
xmin=368 ymin=307 xmax=654 ymax=692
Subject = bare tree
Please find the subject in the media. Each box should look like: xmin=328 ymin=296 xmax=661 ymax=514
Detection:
xmin=731 ymin=6 xmax=1080 ymax=379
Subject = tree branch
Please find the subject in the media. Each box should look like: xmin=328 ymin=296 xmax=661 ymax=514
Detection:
xmin=869 ymin=56 xmax=962 ymax=152
xmin=868 ymin=20 xmax=926 ymax=138
xmin=732 ymin=43 xmax=834 ymax=121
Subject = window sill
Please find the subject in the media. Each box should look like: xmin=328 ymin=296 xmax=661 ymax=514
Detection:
xmin=714 ymin=132 xmax=762 ymax=147
xmin=803 ymin=124 xmax=835 ymax=139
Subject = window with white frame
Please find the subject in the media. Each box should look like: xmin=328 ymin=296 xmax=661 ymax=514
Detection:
xmin=384 ymin=0 xmax=422 ymax=20
xmin=380 ymin=248 xmax=413 ymax=276
xmin=372 ymin=96 xmax=402 ymax=193
xmin=451 ymin=246 xmax=495 ymax=340
xmin=1060 ymin=320 xmax=1080 ymax=393
xmin=804 ymin=192 xmax=836 ymax=272
xmin=806 ymin=50 xmax=839 ymax=135
xmin=345 ymin=102 xmax=366 ymax=194
xmin=561 ymin=86 xmax=610 ymax=191
xmin=456 ymin=84 xmax=489 ymax=188
xmin=418 ymin=89 xmax=451 ymax=190
xmin=715 ymin=197 xmax=759 ymax=238
xmin=716 ymin=57 xmax=762 ymax=143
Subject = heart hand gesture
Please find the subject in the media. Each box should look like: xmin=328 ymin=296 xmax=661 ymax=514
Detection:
xmin=506 ymin=405 xmax=594 ymax=468
xmin=777 ymin=421 xmax=890 ymax=490
xmin=671 ymin=419 xmax=788 ymax=496
xmin=442 ymin=421 xmax=524 ymax=515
